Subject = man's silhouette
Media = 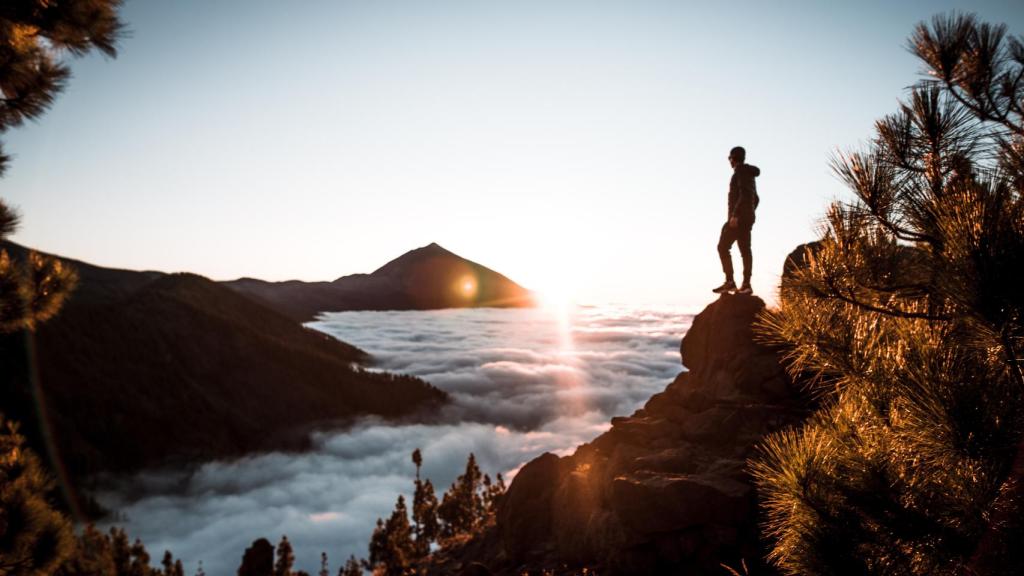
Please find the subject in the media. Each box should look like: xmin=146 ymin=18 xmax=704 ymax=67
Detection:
xmin=713 ymin=146 xmax=760 ymax=295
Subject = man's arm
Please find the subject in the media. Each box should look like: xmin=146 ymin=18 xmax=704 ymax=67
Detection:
xmin=728 ymin=173 xmax=743 ymax=227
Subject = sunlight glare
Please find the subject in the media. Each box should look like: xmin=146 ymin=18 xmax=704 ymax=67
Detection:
xmin=458 ymin=275 xmax=478 ymax=299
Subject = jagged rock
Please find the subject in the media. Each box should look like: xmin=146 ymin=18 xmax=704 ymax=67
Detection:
xmin=679 ymin=294 xmax=764 ymax=372
xmin=496 ymin=452 xmax=565 ymax=559
xmin=454 ymin=293 xmax=808 ymax=575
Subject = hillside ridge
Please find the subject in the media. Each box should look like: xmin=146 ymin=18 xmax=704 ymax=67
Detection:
xmin=0 ymin=241 xmax=448 ymax=489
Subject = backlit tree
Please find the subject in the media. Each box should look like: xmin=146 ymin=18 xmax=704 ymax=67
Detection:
xmin=410 ymin=449 xmax=439 ymax=559
xmin=1 ymin=0 xmax=122 ymax=332
xmin=0 ymin=416 xmax=74 ymax=575
xmin=437 ymin=453 xmax=485 ymax=538
xmin=752 ymin=13 xmax=1024 ymax=575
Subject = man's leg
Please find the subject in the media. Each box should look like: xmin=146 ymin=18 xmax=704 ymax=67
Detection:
xmin=738 ymin=223 xmax=752 ymax=288
xmin=715 ymin=222 xmax=738 ymax=292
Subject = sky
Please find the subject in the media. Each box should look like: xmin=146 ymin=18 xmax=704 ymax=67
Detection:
xmin=3 ymin=0 xmax=1023 ymax=307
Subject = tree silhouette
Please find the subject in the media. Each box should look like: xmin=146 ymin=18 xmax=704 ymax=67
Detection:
xmin=338 ymin=555 xmax=361 ymax=576
xmin=437 ymin=453 xmax=485 ymax=538
xmin=110 ymin=527 xmax=132 ymax=576
xmin=56 ymin=525 xmax=116 ymax=576
xmin=274 ymin=536 xmax=295 ymax=576
xmin=367 ymin=495 xmax=415 ymax=576
xmin=0 ymin=416 xmax=74 ymax=575
xmin=410 ymin=448 xmax=439 ymax=559
xmin=318 ymin=552 xmax=329 ymax=576
xmin=752 ymin=13 xmax=1024 ymax=575
xmin=160 ymin=551 xmax=184 ymax=576
xmin=238 ymin=538 xmax=275 ymax=576
xmin=128 ymin=538 xmax=151 ymax=576
xmin=56 ymin=524 xmax=163 ymax=576
xmin=362 ymin=451 xmax=507 ymax=573
xmin=481 ymin=472 xmax=506 ymax=515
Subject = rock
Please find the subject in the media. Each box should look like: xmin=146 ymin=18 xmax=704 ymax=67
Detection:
xmin=611 ymin=473 xmax=752 ymax=534
xmin=680 ymin=294 xmax=765 ymax=373
xmin=496 ymin=452 xmax=565 ymax=559
xmin=455 ymin=291 xmax=809 ymax=575
xmin=782 ymin=241 xmax=823 ymax=282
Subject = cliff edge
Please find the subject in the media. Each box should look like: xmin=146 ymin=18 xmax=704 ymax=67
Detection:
xmin=437 ymin=294 xmax=807 ymax=575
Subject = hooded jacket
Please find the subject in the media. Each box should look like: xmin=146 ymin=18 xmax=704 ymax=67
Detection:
xmin=728 ymin=163 xmax=761 ymax=224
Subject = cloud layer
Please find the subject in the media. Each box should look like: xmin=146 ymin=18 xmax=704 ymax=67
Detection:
xmin=97 ymin=305 xmax=690 ymax=575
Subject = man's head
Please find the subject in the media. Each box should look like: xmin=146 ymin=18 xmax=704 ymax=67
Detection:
xmin=729 ymin=146 xmax=746 ymax=168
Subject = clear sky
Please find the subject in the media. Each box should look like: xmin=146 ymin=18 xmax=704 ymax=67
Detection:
xmin=3 ymin=0 xmax=1023 ymax=307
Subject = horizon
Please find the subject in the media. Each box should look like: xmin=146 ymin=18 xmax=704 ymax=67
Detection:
xmin=4 ymin=0 xmax=1023 ymax=308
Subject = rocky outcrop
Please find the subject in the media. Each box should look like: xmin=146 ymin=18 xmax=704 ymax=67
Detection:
xmin=443 ymin=294 xmax=807 ymax=575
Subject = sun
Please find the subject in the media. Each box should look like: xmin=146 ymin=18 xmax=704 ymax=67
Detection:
xmin=535 ymin=279 xmax=577 ymax=315
xmin=458 ymin=275 xmax=478 ymax=299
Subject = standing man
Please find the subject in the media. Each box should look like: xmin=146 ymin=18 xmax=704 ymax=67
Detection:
xmin=713 ymin=146 xmax=760 ymax=295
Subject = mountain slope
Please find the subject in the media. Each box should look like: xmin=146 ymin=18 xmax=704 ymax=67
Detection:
xmin=0 ymin=242 xmax=447 ymax=481
xmin=224 ymin=243 xmax=536 ymax=322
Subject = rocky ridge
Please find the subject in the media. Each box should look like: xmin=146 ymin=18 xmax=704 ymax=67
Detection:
xmin=438 ymin=294 xmax=808 ymax=575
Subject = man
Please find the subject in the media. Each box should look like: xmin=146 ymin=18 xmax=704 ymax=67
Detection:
xmin=712 ymin=146 xmax=760 ymax=295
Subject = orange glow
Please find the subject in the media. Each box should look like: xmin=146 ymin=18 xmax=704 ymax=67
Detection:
xmin=458 ymin=275 xmax=477 ymax=298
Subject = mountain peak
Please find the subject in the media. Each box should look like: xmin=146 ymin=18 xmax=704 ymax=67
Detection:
xmin=226 ymin=243 xmax=535 ymax=319
xmin=369 ymin=242 xmax=458 ymax=277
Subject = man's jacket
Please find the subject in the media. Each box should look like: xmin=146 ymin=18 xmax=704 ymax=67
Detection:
xmin=729 ymin=163 xmax=761 ymax=224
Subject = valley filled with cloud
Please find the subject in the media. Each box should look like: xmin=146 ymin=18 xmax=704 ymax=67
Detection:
xmin=97 ymin=305 xmax=691 ymax=575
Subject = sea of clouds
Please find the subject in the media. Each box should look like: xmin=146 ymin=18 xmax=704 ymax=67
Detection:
xmin=97 ymin=305 xmax=692 ymax=575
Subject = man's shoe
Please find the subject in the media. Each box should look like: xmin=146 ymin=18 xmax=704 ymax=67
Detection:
xmin=712 ymin=280 xmax=737 ymax=294
xmin=736 ymin=283 xmax=753 ymax=295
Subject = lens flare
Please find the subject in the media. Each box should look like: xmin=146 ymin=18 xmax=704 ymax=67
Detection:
xmin=458 ymin=275 xmax=478 ymax=299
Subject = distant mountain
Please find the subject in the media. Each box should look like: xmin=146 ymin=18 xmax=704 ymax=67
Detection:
xmin=0 ymin=242 xmax=447 ymax=484
xmin=224 ymin=243 xmax=536 ymax=322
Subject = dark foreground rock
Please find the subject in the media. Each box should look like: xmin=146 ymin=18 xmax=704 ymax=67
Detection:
xmin=431 ymin=294 xmax=807 ymax=575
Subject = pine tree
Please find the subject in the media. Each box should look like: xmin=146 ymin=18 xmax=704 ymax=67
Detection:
xmin=339 ymin=555 xmax=362 ymax=576
xmin=318 ymin=552 xmax=329 ymax=576
xmin=410 ymin=449 xmax=439 ymax=558
xmin=156 ymin=552 xmax=184 ymax=576
xmin=238 ymin=538 xmax=275 ymax=576
xmin=437 ymin=453 xmax=485 ymax=538
xmin=0 ymin=1 xmax=122 ymax=173
xmin=0 ymin=6 xmax=123 ymax=570
xmin=56 ymin=524 xmax=162 ymax=576
xmin=57 ymin=524 xmax=116 ymax=576
xmin=752 ymin=13 xmax=1024 ymax=576
xmin=110 ymin=527 xmax=132 ymax=576
xmin=0 ymin=416 xmax=74 ymax=575
xmin=0 ymin=0 xmax=123 ymax=332
xmin=128 ymin=538 xmax=151 ymax=576
xmin=274 ymin=536 xmax=295 ymax=576
xmin=366 ymin=518 xmax=387 ymax=574
xmin=366 ymin=495 xmax=415 ymax=576
xmin=161 ymin=551 xmax=175 ymax=576
xmin=481 ymin=473 xmax=506 ymax=515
